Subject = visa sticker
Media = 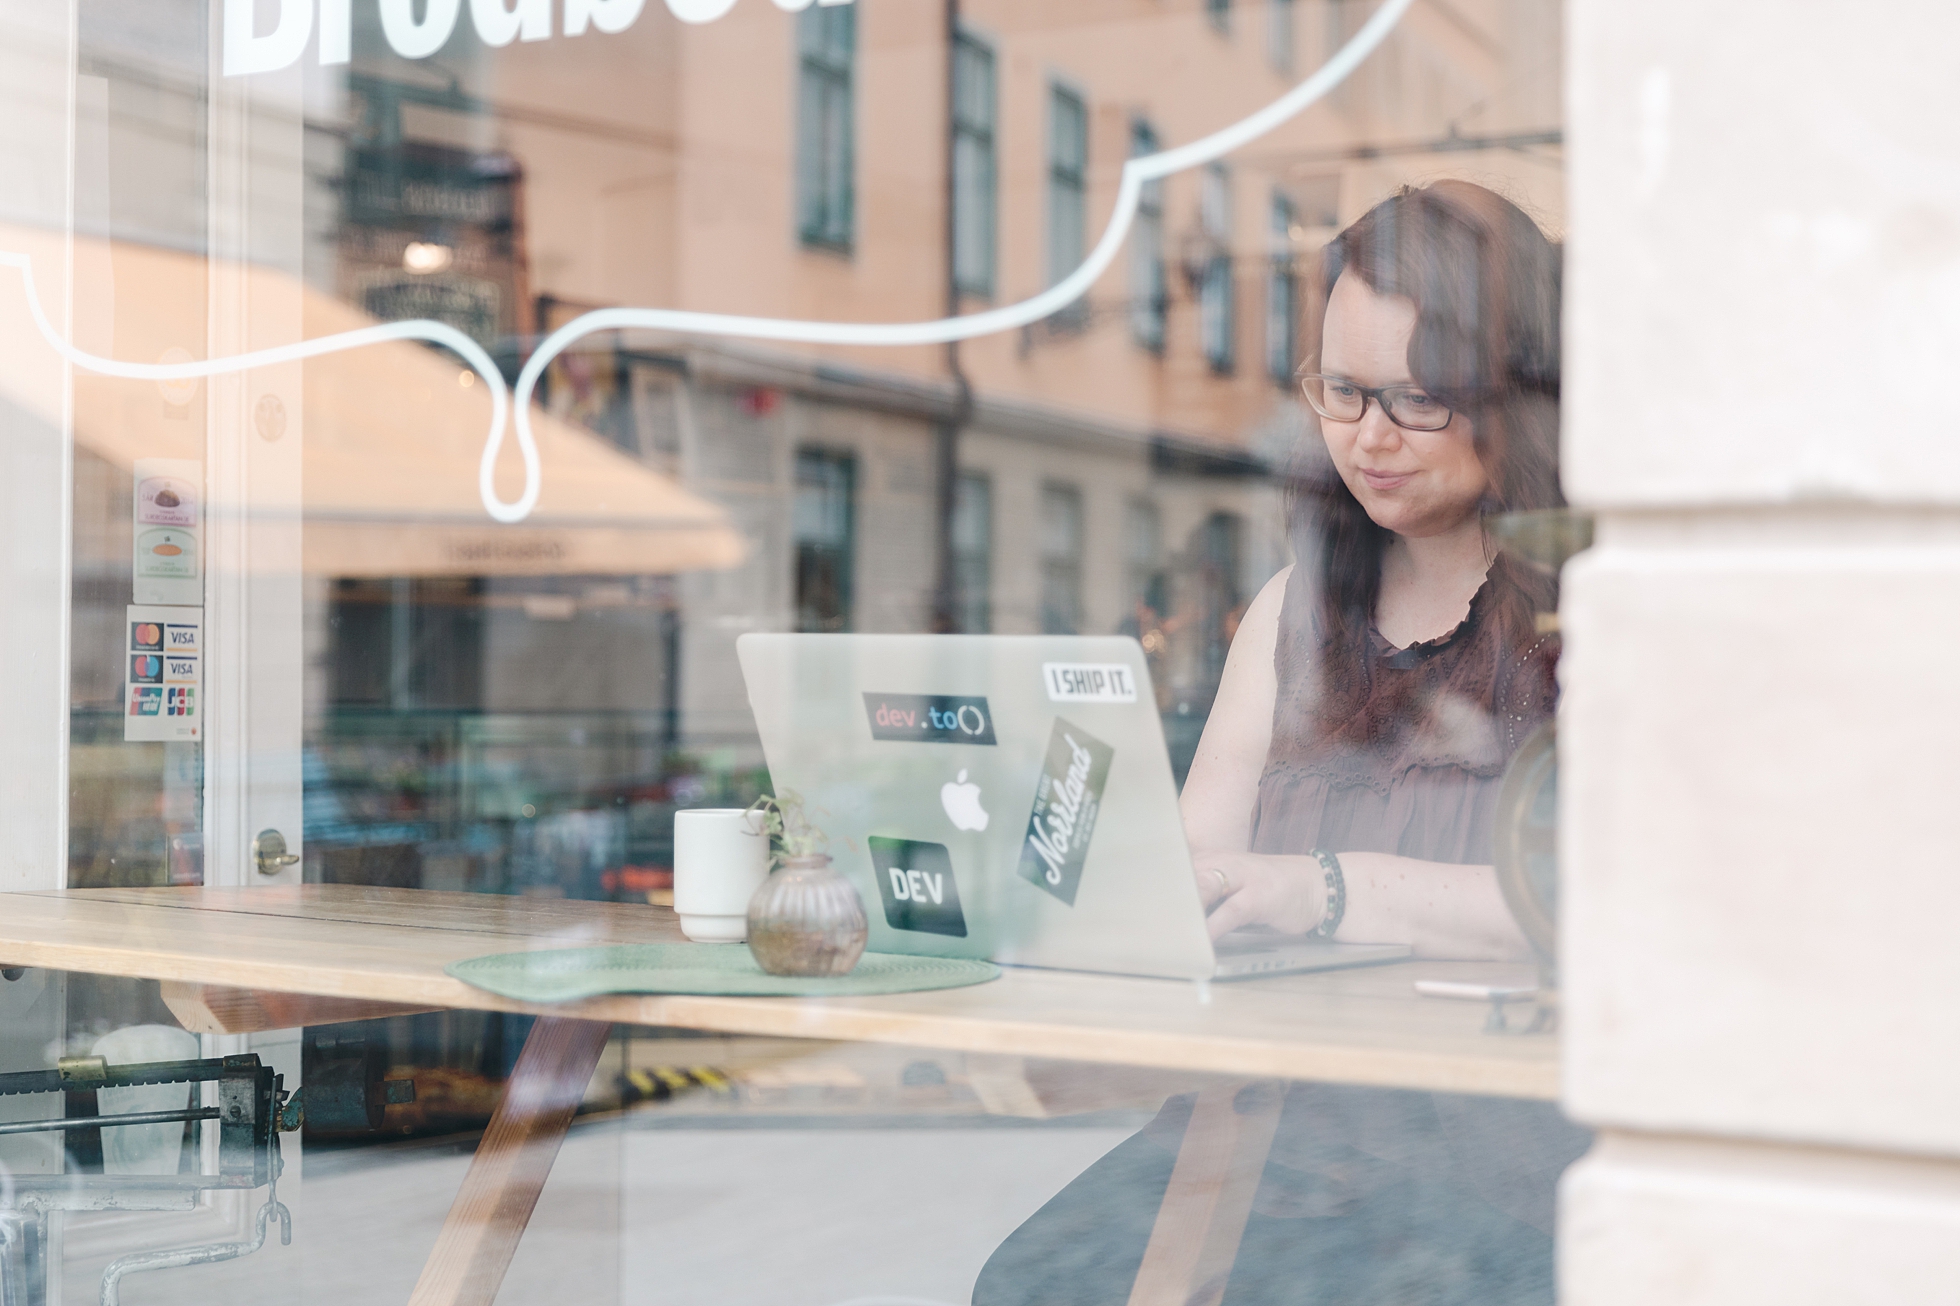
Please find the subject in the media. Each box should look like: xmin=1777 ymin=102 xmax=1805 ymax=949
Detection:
xmin=1041 ymin=662 xmax=1138 ymax=704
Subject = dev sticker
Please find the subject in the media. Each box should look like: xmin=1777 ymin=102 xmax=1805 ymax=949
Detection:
xmin=868 ymin=837 xmax=968 ymax=937
xmin=1042 ymin=663 xmax=1139 ymax=704
xmin=1016 ymin=718 xmax=1113 ymax=906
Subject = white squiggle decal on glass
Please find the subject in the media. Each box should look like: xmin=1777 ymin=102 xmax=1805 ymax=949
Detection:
xmin=4 ymin=0 xmax=1410 ymax=525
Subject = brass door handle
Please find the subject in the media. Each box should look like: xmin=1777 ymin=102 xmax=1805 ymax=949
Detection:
xmin=254 ymin=829 xmax=301 ymax=876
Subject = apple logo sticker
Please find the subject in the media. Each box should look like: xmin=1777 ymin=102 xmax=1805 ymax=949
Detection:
xmin=941 ymin=770 xmax=989 ymax=832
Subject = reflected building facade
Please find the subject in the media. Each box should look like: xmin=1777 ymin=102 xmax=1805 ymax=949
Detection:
xmin=58 ymin=0 xmax=1563 ymax=901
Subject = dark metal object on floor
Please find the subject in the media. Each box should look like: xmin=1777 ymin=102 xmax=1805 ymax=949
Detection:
xmin=0 ymin=1053 xmax=300 ymax=1306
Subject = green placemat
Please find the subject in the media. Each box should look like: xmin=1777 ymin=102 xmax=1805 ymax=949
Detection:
xmin=446 ymin=943 xmax=1000 ymax=1002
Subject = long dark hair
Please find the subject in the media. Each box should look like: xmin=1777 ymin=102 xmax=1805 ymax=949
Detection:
xmin=1290 ymin=180 xmax=1562 ymax=718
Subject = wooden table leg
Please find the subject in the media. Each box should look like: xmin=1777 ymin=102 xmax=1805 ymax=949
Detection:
xmin=407 ymin=1017 xmax=612 ymax=1306
xmin=1126 ymin=1080 xmax=1284 ymax=1306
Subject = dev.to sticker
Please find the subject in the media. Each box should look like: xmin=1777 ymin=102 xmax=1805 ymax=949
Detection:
xmin=1017 ymin=718 xmax=1113 ymax=906
xmin=1041 ymin=663 xmax=1138 ymax=704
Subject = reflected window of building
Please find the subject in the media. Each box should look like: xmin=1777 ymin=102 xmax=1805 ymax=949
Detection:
xmin=1201 ymin=162 xmax=1236 ymax=374
xmin=328 ymin=578 xmax=485 ymax=713
xmin=1126 ymin=498 xmax=1166 ymax=620
xmin=794 ymin=448 xmax=857 ymax=633
xmin=953 ymin=30 xmax=997 ymax=299
xmin=1268 ymin=0 xmax=1296 ymax=76
xmin=1207 ymin=0 xmax=1232 ymax=36
xmin=1326 ymin=0 xmax=1364 ymax=109
xmin=951 ymin=472 xmax=993 ymax=633
xmin=796 ymin=4 xmax=856 ymax=252
xmin=1130 ymin=118 xmax=1168 ymax=354
xmin=1267 ymin=189 xmax=1298 ymax=386
xmin=1046 ymin=82 xmax=1088 ymax=292
xmin=1039 ymin=483 xmax=1085 ymax=636
xmin=1197 ymin=510 xmax=1245 ymax=682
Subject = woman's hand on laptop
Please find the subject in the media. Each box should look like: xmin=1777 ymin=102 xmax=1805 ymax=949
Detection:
xmin=1191 ymin=852 xmax=1329 ymax=940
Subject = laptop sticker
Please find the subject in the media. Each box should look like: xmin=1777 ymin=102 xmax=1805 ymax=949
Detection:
xmin=1017 ymin=718 xmax=1114 ymax=906
xmin=862 ymin=693 xmax=998 ymax=745
xmin=868 ymin=837 xmax=969 ymax=937
xmin=1041 ymin=662 xmax=1139 ymax=704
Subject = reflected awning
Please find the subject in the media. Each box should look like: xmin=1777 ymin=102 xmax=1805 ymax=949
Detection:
xmin=5 ymin=224 xmax=746 ymax=578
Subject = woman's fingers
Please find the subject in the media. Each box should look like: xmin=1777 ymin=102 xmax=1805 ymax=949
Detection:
xmin=1205 ymin=885 xmax=1265 ymax=940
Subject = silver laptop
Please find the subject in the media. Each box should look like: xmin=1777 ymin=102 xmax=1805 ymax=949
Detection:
xmin=735 ymin=633 xmax=1410 ymax=982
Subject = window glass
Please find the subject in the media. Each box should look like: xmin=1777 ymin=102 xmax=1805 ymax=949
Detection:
xmin=1129 ymin=118 xmax=1168 ymax=353
xmin=798 ymin=5 xmax=857 ymax=251
xmin=8 ymin=1 xmax=1585 ymax=1302
xmin=1266 ymin=189 xmax=1298 ymax=385
xmin=953 ymin=30 xmax=997 ymax=299
xmin=1200 ymin=161 xmax=1236 ymax=373
xmin=1267 ymin=0 xmax=1296 ymax=75
xmin=1038 ymin=482 xmax=1085 ymax=636
xmin=1046 ymin=83 xmax=1088 ymax=290
xmin=794 ymin=447 xmax=857 ymax=633
xmin=951 ymin=471 xmax=993 ymax=633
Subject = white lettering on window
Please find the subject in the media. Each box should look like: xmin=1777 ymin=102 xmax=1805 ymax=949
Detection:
xmin=222 ymin=0 xmax=311 ymax=77
xmin=472 ymin=0 xmax=552 ymax=46
xmin=379 ymin=0 xmax=462 ymax=59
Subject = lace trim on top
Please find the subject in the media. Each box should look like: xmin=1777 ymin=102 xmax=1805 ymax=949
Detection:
xmin=1264 ymin=570 xmax=1556 ymax=785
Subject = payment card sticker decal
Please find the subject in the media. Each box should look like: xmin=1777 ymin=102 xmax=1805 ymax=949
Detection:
xmin=868 ymin=837 xmax=969 ymax=937
xmin=1042 ymin=662 xmax=1140 ymax=704
xmin=1016 ymin=718 xmax=1114 ymax=906
xmin=125 ymin=604 xmax=201 ymax=742
xmin=862 ymin=693 xmax=998 ymax=745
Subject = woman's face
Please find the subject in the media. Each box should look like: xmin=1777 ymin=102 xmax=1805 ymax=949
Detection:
xmin=1317 ymin=272 xmax=1490 ymax=539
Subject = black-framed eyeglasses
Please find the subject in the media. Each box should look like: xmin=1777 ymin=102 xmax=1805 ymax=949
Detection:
xmin=1298 ymin=373 xmax=1457 ymax=432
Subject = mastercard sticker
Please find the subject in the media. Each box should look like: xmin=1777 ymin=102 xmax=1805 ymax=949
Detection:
xmin=126 ymin=604 xmax=200 ymax=742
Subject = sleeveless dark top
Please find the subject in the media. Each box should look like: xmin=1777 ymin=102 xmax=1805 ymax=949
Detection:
xmin=1250 ymin=562 xmax=1557 ymax=867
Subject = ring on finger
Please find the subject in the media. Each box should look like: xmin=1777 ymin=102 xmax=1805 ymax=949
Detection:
xmin=1207 ymin=867 xmax=1232 ymax=896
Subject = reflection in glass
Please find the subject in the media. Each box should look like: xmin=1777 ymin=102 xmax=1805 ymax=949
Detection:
xmin=795 ymin=447 xmax=857 ymax=634
xmin=1039 ymin=483 xmax=1085 ymax=636
xmin=797 ymin=4 xmax=856 ymax=252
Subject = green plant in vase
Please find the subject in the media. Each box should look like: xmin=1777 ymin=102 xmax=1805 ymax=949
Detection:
xmin=742 ymin=791 xmax=867 ymax=976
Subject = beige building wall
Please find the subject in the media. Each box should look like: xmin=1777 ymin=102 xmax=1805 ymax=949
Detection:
xmin=474 ymin=0 xmax=1563 ymax=453
xmin=1560 ymin=0 xmax=1960 ymax=1300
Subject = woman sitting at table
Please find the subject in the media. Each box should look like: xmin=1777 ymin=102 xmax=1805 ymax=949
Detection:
xmin=974 ymin=179 xmax=1588 ymax=1306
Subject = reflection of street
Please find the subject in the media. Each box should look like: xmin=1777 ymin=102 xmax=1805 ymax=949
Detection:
xmin=56 ymin=1116 xmax=1130 ymax=1306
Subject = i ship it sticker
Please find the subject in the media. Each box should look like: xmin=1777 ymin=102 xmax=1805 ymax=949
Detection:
xmin=1016 ymin=718 xmax=1113 ymax=906
xmin=1041 ymin=663 xmax=1138 ymax=704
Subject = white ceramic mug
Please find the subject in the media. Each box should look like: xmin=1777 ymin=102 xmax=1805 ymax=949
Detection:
xmin=673 ymin=807 xmax=771 ymax=942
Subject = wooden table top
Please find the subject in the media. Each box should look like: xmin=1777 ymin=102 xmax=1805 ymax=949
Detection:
xmin=0 ymin=886 xmax=1557 ymax=1100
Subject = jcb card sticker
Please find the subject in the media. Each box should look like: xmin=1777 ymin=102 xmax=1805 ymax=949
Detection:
xmin=125 ymin=605 xmax=201 ymax=742
xmin=868 ymin=837 xmax=968 ymax=937
xmin=1016 ymin=718 xmax=1113 ymax=906
xmin=1042 ymin=663 xmax=1139 ymax=704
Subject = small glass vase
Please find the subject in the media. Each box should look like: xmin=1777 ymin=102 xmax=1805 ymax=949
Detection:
xmin=745 ymin=854 xmax=868 ymax=977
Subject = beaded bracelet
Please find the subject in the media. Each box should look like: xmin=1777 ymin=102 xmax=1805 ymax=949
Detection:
xmin=1308 ymin=848 xmax=1346 ymax=940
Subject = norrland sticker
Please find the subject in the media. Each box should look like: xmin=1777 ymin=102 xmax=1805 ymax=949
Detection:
xmin=1042 ymin=663 xmax=1139 ymax=704
xmin=868 ymin=837 xmax=968 ymax=937
xmin=1016 ymin=718 xmax=1113 ymax=906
